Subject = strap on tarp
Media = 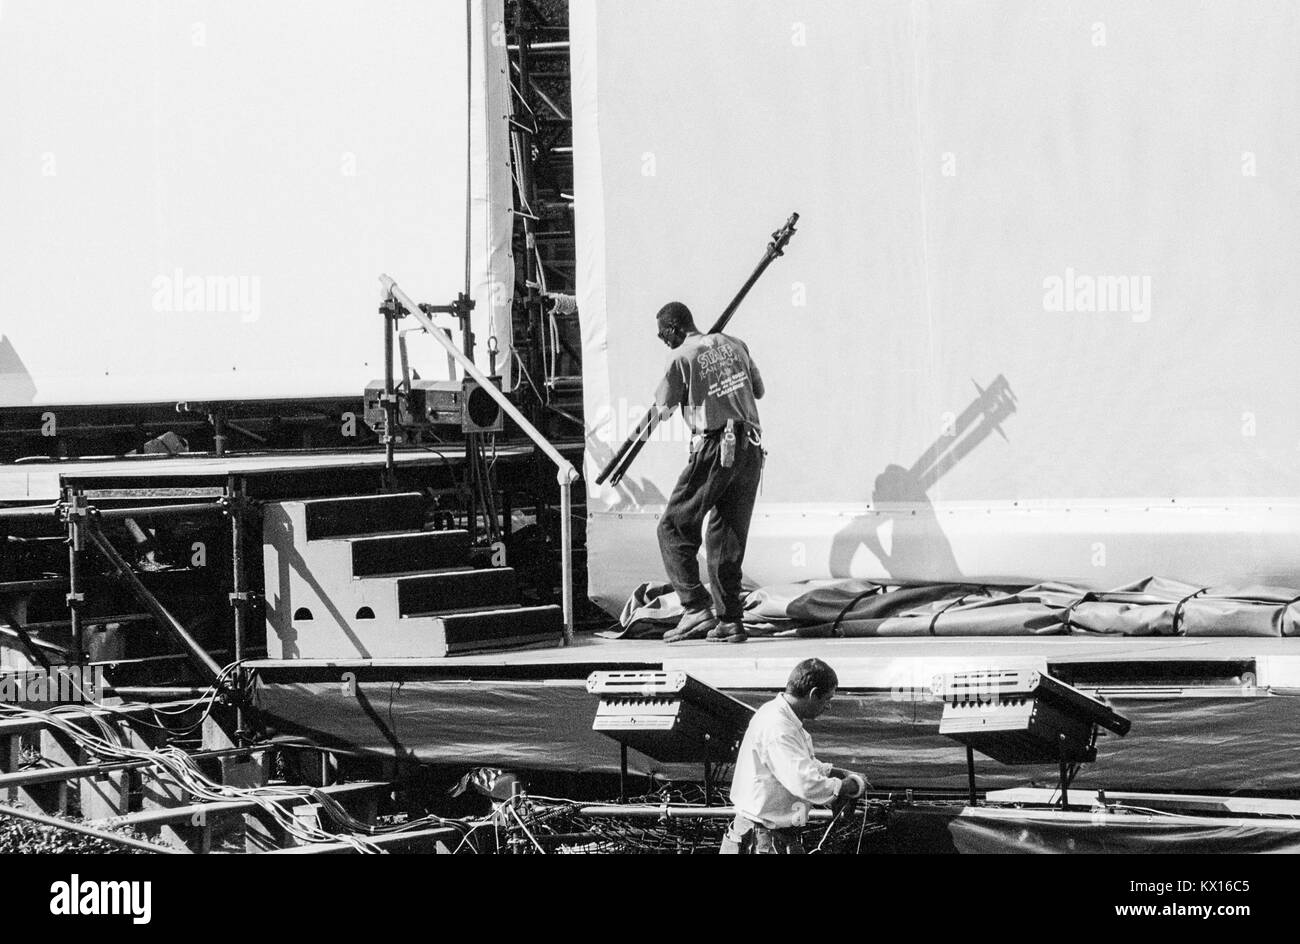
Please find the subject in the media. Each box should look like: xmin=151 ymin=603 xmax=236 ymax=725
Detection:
xmin=927 ymin=589 xmax=980 ymax=636
xmin=1062 ymin=592 xmax=1096 ymax=632
xmin=1171 ymin=587 xmax=1210 ymax=636
xmin=830 ymin=585 xmax=884 ymax=637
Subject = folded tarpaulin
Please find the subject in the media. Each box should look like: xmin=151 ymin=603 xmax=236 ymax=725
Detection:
xmin=739 ymin=578 xmax=880 ymax=623
xmin=603 ymin=581 xmax=686 ymax=639
xmin=603 ymin=579 xmax=794 ymax=639
xmin=765 ymin=582 xmax=1080 ymax=637
xmin=611 ymin=576 xmax=1300 ymax=638
xmin=1064 ymin=576 xmax=1300 ymax=637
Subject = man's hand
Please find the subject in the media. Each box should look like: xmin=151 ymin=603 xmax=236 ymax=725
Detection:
xmin=830 ymin=771 xmax=866 ymax=817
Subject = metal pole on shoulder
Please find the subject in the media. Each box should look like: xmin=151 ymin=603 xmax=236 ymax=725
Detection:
xmin=597 ymin=212 xmax=799 ymax=487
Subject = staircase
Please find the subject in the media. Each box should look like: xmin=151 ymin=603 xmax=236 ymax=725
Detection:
xmin=262 ymin=492 xmax=562 ymax=659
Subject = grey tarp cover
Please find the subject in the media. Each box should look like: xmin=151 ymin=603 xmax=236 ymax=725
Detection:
xmin=251 ymin=679 xmax=1300 ymax=795
xmin=608 ymin=577 xmax=1300 ymax=638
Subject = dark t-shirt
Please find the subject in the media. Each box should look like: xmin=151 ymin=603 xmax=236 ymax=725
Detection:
xmin=654 ymin=332 xmax=763 ymax=435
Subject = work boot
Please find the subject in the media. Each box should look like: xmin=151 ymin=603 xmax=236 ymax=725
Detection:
xmin=663 ymin=607 xmax=717 ymax=643
xmin=707 ymin=621 xmax=749 ymax=643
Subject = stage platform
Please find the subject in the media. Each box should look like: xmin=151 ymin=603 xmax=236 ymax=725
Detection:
xmin=246 ymin=631 xmax=1300 ymax=691
xmin=0 ymin=442 xmax=583 ymax=501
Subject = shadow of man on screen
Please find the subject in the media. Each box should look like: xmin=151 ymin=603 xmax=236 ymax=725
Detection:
xmin=829 ymin=375 xmax=1017 ymax=581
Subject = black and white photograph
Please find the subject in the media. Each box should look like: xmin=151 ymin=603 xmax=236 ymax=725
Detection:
xmin=0 ymin=0 xmax=1295 ymax=910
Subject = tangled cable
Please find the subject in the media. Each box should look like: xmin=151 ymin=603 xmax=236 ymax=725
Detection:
xmin=0 ymin=661 xmax=487 ymax=853
xmin=485 ymin=784 xmax=892 ymax=854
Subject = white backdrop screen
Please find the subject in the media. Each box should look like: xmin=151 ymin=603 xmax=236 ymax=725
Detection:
xmin=573 ymin=0 xmax=1300 ymax=611
xmin=0 ymin=0 xmax=514 ymax=406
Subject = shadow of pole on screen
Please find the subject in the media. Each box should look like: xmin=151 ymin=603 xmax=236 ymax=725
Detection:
xmin=829 ymin=375 xmax=1017 ymax=581
xmin=583 ymin=426 xmax=670 ymax=507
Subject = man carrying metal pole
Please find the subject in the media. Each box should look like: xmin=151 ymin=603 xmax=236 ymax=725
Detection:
xmin=653 ymin=301 xmax=765 ymax=644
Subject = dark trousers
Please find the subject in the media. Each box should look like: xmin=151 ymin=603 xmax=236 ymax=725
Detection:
xmin=656 ymin=430 xmax=763 ymax=622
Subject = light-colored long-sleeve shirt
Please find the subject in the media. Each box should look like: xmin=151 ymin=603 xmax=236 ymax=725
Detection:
xmin=729 ymin=695 xmax=842 ymax=828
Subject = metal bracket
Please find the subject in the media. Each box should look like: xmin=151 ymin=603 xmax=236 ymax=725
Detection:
xmin=62 ymin=493 xmax=91 ymax=551
xmin=418 ymin=293 xmax=477 ymax=359
xmin=221 ymin=493 xmax=257 ymax=519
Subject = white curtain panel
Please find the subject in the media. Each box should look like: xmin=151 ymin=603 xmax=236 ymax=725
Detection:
xmin=572 ymin=0 xmax=1300 ymax=611
xmin=0 ymin=0 xmax=513 ymax=404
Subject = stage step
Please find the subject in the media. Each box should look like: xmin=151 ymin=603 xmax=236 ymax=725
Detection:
xmin=303 ymin=492 xmax=426 ymax=540
xmin=349 ymin=530 xmax=470 ymax=577
xmin=398 ymin=568 xmax=518 ymax=617
xmin=433 ymin=605 xmax=564 ymax=655
xmin=264 ymin=492 xmax=563 ymax=659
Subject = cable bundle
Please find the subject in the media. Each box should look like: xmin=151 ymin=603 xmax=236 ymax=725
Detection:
xmin=0 ymin=662 xmax=485 ymax=853
xmin=493 ymin=785 xmax=892 ymax=854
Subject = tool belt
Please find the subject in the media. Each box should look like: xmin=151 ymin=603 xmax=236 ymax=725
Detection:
xmin=701 ymin=419 xmax=758 ymax=438
xmin=695 ymin=421 xmax=761 ymax=444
